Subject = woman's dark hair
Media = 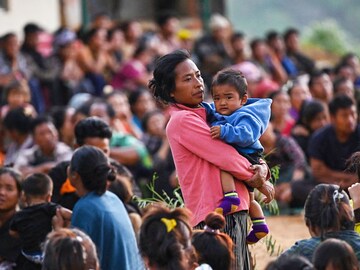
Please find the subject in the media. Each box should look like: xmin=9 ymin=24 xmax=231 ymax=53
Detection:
xmin=304 ymin=184 xmax=354 ymax=239
xmin=3 ymin=107 xmax=35 ymax=135
xmin=313 ymin=238 xmax=358 ymax=270
xmin=42 ymin=228 xmax=99 ymax=270
xmin=0 ymin=167 xmax=22 ymax=194
xmin=69 ymin=145 xmax=115 ymax=195
xmin=265 ymin=254 xmax=314 ymax=270
xmin=108 ymin=161 xmax=134 ymax=203
xmin=74 ymin=116 xmax=112 ymax=146
xmin=148 ymin=49 xmax=191 ymax=104
xmin=139 ymin=204 xmax=194 ymax=270
xmin=192 ymin=212 xmax=234 ymax=270
xmin=298 ymin=99 xmax=326 ymax=130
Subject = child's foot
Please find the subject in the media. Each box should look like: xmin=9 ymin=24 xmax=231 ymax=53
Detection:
xmin=246 ymin=217 xmax=269 ymax=244
xmin=215 ymin=191 xmax=240 ymax=216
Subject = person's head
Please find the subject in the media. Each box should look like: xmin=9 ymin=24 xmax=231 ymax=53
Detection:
xmin=299 ymin=99 xmax=329 ymax=132
xmin=139 ymin=204 xmax=195 ymax=270
xmin=149 ymin=50 xmax=205 ymax=107
xmin=128 ymin=88 xmax=156 ymax=119
xmin=346 ymin=151 xmax=360 ymax=180
xmin=288 ymin=81 xmax=311 ymax=112
xmin=328 ymin=94 xmax=357 ymax=136
xmin=88 ymin=98 xmax=116 ymax=125
xmin=120 ymin=20 xmax=143 ymax=43
xmin=107 ymin=161 xmax=134 ymax=203
xmin=209 ymin=13 xmax=231 ymax=41
xmin=156 ymin=11 xmax=179 ymax=37
xmin=74 ymin=116 xmax=112 ymax=156
xmin=141 ymin=109 xmax=166 ymax=137
xmin=333 ymin=77 xmax=355 ymax=98
xmin=22 ymin=173 xmax=52 ymax=204
xmin=265 ymin=254 xmax=314 ymax=270
xmin=50 ymin=106 xmax=75 ymax=146
xmin=3 ymin=106 xmax=35 ymax=138
xmin=266 ymin=30 xmax=284 ymax=54
xmin=4 ymin=80 xmax=31 ymax=108
xmin=210 ymin=69 xmax=248 ymax=115
xmin=68 ymin=145 xmax=116 ymax=196
xmin=231 ymin=32 xmax=246 ymax=56
xmin=250 ymin=38 xmax=268 ymax=60
xmin=83 ymin=27 xmax=107 ymax=51
xmin=105 ymin=91 xmax=131 ymax=120
xmin=192 ymin=212 xmax=234 ymax=270
xmin=2 ymin=32 xmax=19 ymax=59
xmin=269 ymin=90 xmax=291 ymax=120
xmin=308 ymin=70 xmax=333 ymax=103
xmin=313 ymin=238 xmax=359 ymax=270
xmin=42 ymin=228 xmax=99 ymax=270
xmin=31 ymin=116 xmax=58 ymax=155
xmin=23 ymin=23 xmax=43 ymax=48
xmin=91 ymin=12 xmax=112 ymax=30
xmin=0 ymin=167 xmax=22 ymax=213
xmin=52 ymin=28 xmax=77 ymax=58
xmin=283 ymin=28 xmax=300 ymax=53
xmin=304 ymin=184 xmax=353 ymax=238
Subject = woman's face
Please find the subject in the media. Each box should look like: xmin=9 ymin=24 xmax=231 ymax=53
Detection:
xmin=309 ymin=110 xmax=329 ymax=132
xmin=132 ymin=92 xmax=156 ymax=118
xmin=146 ymin=113 xmax=165 ymax=137
xmin=271 ymin=92 xmax=291 ymax=118
xmin=172 ymin=59 xmax=205 ymax=108
xmin=290 ymin=85 xmax=311 ymax=111
xmin=0 ymin=173 xmax=20 ymax=212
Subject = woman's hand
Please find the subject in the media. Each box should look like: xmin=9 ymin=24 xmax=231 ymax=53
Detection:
xmin=247 ymin=163 xmax=268 ymax=189
xmin=348 ymin=183 xmax=360 ymax=210
xmin=258 ymin=181 xmax=275 ymax=204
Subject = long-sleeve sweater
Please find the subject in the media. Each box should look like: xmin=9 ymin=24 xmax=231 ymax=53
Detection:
xmin=167 ymin=104 xmax=255 ymax=226
xmin=202 ymin=98 xmax=272 ymax=154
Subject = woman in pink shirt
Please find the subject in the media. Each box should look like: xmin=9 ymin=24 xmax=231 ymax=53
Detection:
xmin=148 ymin=50 xmax=274 ymax=270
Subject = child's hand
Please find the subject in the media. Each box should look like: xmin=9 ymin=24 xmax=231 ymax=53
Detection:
xmin=210 ymin=126 xmax=221 ymax=139
xmin=258 ymin=181 xmax=275 ymax=204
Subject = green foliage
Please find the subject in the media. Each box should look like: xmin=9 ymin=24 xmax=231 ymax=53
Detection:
xmin=134 ymin=173 xmax=184 ymax=209
xmin=302 ymin=19 xmax=352 ymax=56
xmin=264 ymin=235 xmax=283 ymax=257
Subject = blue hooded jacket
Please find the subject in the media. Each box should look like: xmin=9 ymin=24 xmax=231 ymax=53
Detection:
xmin=202 ymin=98 xmax=272 ymax=154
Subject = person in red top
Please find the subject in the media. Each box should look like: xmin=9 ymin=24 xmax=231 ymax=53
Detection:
xmin=149 ymin=50 xmax=274 ymax=270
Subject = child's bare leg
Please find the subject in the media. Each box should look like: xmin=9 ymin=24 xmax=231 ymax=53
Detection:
xmin=247 ymin=191 xmax=269 ymax=244
xmin=215 ymin=171 xmax=240 ymax=216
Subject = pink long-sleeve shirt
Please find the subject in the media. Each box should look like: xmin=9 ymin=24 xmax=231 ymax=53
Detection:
xmin=167 ymin=104 xmax=254 ymax=226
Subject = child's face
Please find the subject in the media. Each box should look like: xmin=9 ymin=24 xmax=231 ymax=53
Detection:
xmin=212 ymin=84 xmax=245 ymax=116
xmin=8 ymin=91 xmax=25 ymax=107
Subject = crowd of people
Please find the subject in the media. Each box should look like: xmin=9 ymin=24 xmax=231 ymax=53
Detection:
xmin=1 ymin=10 xmax=360 ymax=270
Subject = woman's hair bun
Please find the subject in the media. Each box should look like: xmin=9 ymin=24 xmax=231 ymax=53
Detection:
xmin=204 ymin=212 xmax=225 ymax=230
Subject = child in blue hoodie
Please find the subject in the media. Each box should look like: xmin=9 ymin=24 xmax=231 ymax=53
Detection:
xmin=202 ymin=68 xmax=272 ymax=244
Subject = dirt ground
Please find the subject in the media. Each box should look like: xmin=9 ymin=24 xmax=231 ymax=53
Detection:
xmin=249 ymin=214 xmax=311 ymax=270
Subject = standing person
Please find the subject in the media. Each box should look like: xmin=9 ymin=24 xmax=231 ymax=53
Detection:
xmin=202 ymin=68 xmax=272 ymax=244
xmin=63 ymin=145 xmax=144 ymax=270
xmin=149 ymin=49 xmax=274 ymax=270
xmin=0 ymin=167 xmax=24 ymax=269
xmin=9 ymin=173 xmax=72 ymax=270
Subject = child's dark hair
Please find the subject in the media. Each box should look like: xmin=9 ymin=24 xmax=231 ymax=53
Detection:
xmin=4 ymin=79 xmax=30 ymax=102
xmin=22 ymin=173 xmax=53 ymax=197
xmin=313 ymin=238 xmax=358 ymax=270
xmin=265 ymin=254 xmax=314 ymax=270
xmin=148 ymin=49 xmax=191 ymax=104
xmin=74 ymin=116 xmax=112 ymax=146
xmin=345 ymin=151 xmax=360 ymax=179
xmin=192 ymin=212 xmax=234 ymax=270
xmin=3 ymin=107 xmax=35 ymax=135
xmin=211 ymin=69 xmax=247 ymax=98
xmin=139 ymin=204 xmax=194 ymax=270
xmin=0 ymin=167 xmax=22 ymax=193
xmin=42 ymin=228 xmax=99 ymax=270
xmin=69 ymin=145 xmax=116 ymax=195
xmin=304 ymin=184 xmax=354 ymax=239
xmin=328 ymin=94 xmax=355 ymax=116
